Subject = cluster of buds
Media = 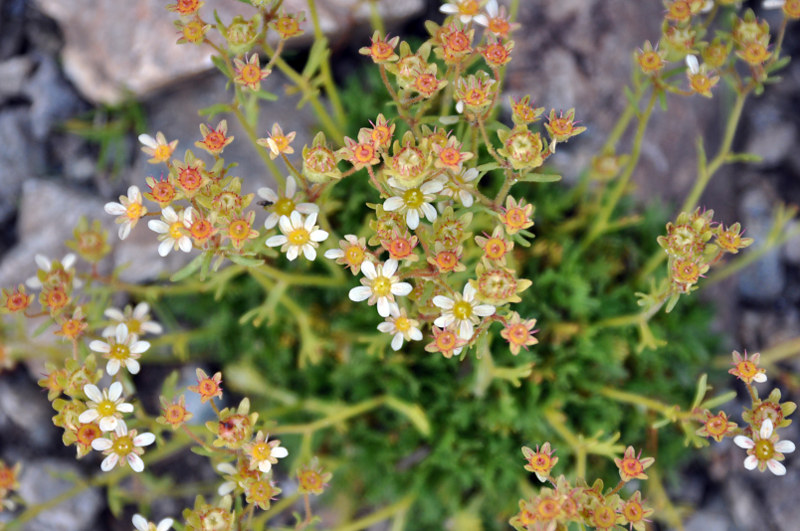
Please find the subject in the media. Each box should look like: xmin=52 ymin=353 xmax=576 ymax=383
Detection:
xmin=511 ymin=443 xmax=655 ymax=531
xmin=657 ymin=208 xmax=753 ymax=302
xmin=0 ymin=460 xmax=21 ymax=512
xmin=634 ymin=0 xmax=799 ymax=100
xmin=694 ymin=350 xmax=796 ymax=475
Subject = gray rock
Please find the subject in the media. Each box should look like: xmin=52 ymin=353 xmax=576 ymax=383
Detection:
xmin=745 ymin=102 xmax=797 ymax=167
xmin=33 ymin=0 xmax=423 ymax=104
xmin=0 ymin=55 xmax=34 ymax=103
xmin=23 ymin=54 xmax=84 ymax=139
xmin=737 ymin=186 xmax=785 ymax=303
xmin=0 ymin=374 xmax=54 ymax=449
xmin=0 ymin=109 xmax=44 ymax=224
xmin=17 ymin=459 xmax=103 ymax=531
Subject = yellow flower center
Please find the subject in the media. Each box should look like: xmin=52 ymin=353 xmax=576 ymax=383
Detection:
xmin=394 ymin=316 xmax=412 ymax=333
xmin=439 ymin=147 xmax=461 ymax=167
xmin=458 ymin=0 xmax=480 ymax=16
xmin=690 ymin=73 xmax=712 ymax=93
xmin=638 ymin=51 xmax=663 ymax=73
xmin=126 ymin=202 xmax=143 ymax=220
xmin=435 ymin=251 xmax=458 ymax=271
xmin=276 ymin=17 xmax=299 ymax=38
xmin=592 ymin=505 xmax=617 ymax=528
xmin=403 ymin=188 xmax=424 ymax=209
xmin=288 ymin=227 xmax=310 ymax=246
xmin=488 ymin=17 xmax=509 ymax=36
xmin=299 ymin=470 xmax=323 ymax=491
xmin=77 ymin=423 xmax=100 ymax=445
xmin=153 ymin=144 xmax=172 ymax=162
xmin=464 ymin=88 xmax=487 ymax=106
xmin=507 ymin=324 xmax=529 ymax=345
xmin=371 ymin=275 xmax=392 ymax=298
xmin=740 ymin=42 xmax=770 ymax=65
xmin=354 ymin=144 xmax=375 ymax=163
xmin=97 ymin=399 xmax=116 ymax=417
xmin=754 ymin=438 xmax=775 ymax=461
xmin=623 ymin=501 xmax=644 ymax=522
xmin=169 ymin=221 xmax=185 ymax=240
xmin=370 ymin=41 xmax=394 ymax=61
xmin=536 ymin=497 xmax=560 ymax=520
xmin=484 ymin=238 xmax=506 ymax=260
xmin=447 ymin=31 xmax=471 ymax=53
xmin=110 ymin=343 xmax=131 ymax=361
xmin=436 ymin=331 xmax=457 ymax=350
xmin=183 ymin=21 xmax=206 ymax=42
xmin=240 ymin=64 xmax=262 ymax=84
xmin=248 ymin=480 xmax=274 ymax=503
xmin=229 ymin=220 xmax=251 ymax=240
xmin=452 ymin=300 xmax=473 ymax=321
xmin=372 ymin=126 xmax=391 ymax=146
xmin=345 ymin=245 xmax=365 ymax=265
xmin=112 ymin=434 xmax=134 ymax=456
xmin=250 ymin=442 xmax=271 ymax=461
xmin=736 ymin=360 xmax=757 ymax=379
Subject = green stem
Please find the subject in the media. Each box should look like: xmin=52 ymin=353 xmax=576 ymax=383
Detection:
xmin=306 ymin=0 xmax=347 ymax=131
xmin=331 ymin=493 xmax=416 ymax=531
xmin=271 ymin=396 xmax=386 ymax=434
xmin=580 ymin=91 xmax=657 ymax=250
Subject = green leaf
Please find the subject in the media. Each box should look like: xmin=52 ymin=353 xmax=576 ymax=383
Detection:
xmin=302 ymin=37 xmax=329 ymax=78
xmin=170 ymin=253 xmax=205 ymax=282
xmin=227 ymin=254 xmax=265 ymax=267
xmin=254 ymin=89 xmax=278 ymax=101
xmin=658 ymin=88 xmax=668 ymax=111
xmin=517 ymin=172 xmax=562 ymax=183
xmin=724 ymin=152 xmax=763 ymax=164
xmin=384 ymin=396 xmax=431 ymax=436
xmin=198 ymin=103 xmax=231 ymax=119
xmin=475 ymin=162 xmax=502 ymax=172
xmin=211 ymin=54 xmax=231 ymax=77
xmin=160 ymin=370 xmax=180 ymax=401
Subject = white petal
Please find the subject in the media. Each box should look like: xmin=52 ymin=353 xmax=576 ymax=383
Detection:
xmin=734 ymin=435 xmax=755 ymax=449
xmin=463 ymin=283 xmax=477 ymax=301
xmin=383 ymin=259 xmax=399 ymax=277
xmin=125 ymin=359 xmax=141 ymax=374
xmin=138 ymin=134 xmax=157 ymax=148
xmin=289 ymin=210 xmax=303 ymax=228
xmin=158 ymin=239 xmax=174 ymax=257
xmin=134 ymin=432 xmax=156 ymax=447
xmin=115 ymin=323 xmax=129 ymax=343
xmin=406 ymin=209 xmax=420 ymax=230
xmin=286 ymin=246 xmax=299 ymax=261
xmin=258 ymin=461 xmax=273 ymax=473
xmin=349 ymin=286 xmax=373 ymax=302
xmin=285 ymin=175 xmax=297 ymax=196
xmin=304 ymin=212 xmax=318 ymax=230
xmin=775 ymin=440 xmax=796 ymax=454
xmin=118 ymin=223 xmax=132 ymax=240
xmin=79 ymin=410 xmax=100 ymax=424
xmin=409 ymin=328 xmax=423 ymax=341
xmin=128 ymin=186 xmax=142 ymax=201
xmin=105 ymin=202 xmax=126 ymax=215
xmin=265 ymin=235 xmax=288 ymax=247
xmin=377 ymin=297 xmax=391 ymax=317
xmin=459 ymin=191 xmax=474 ymax=207
xmin=148 ymin=220 xmax=169 ymax=234
xmin=420 ymin=203 xmax=438 ymax=223
xmin=84 ymin=384 xmax=103 ymax=403
xmin=178 ymin=236 xmax=193 ymax=253
xmin=377 ymin=322 xmax=395 ymax=333
xmin=421 ymin=180 xmax=444 ymax=194
xmin=99 ymin=416 xmax=118 ymax=432
xmin=360 ymin=260 xmax=377 ymax=279
xmin=458 ymin=320 xmax=474 ymax=341
xmin=117 ymin=403 xmax=134 ymax=413
xmin=104 ymin=307 xmax=124 ymax=320
xmin=432 ymin=296 xmax=454 ymax=309
xmin=391 ymin=333 xmax=404 ymax=351
xmin=278 ymin=215 xmax=293 ymax=234
xmin=34 ymin=254 xmax=51 ymax=271
xmin=685 ymin=54 xmax=699 ymax=74
xmin=218 ymin=481 xmax=236 ymax=496
xmin=89 ymin=340 xmax=111 ymax=353
xmin=473 ymin=13 xmax=488 ymax=26
xmin=754 ymin=372 xmax=767 ymax=383
xmin=384 ymin=197 xmax=404 ymax=211
xmin=101 ymin=453 xmax=119 ymax=472
xmin=92 ymin=438 xmax=113 ymax=451
xmin=325 ymin=249 xmax=344 ymax=259
xmin=142 ymin=322 xmax=164 ymax=335
xmin=763 ymin=0 xmax=785 ymax=8
xmin=296 ymin=202 xmax=319 ymax=214
xmin=272 ymin=446 xmax=289 ymax=458
xmin=760 ymin=418 xmax=774 ymax=439
xmin=128 ymin=454 xmax=145 ymax=472
xmin=132 ymin=514 xmax=148 ymax=531
xmin=440 ymin=4 xmax=459 ymax=14
xmin=455 ymin=101 xmax=464 ymax=114
xmin=302 ymin=245 xmax=317 ymax=261
xmin=310 ymin=229 xmax=328 ymax=242
xmin=108 ymin=381 xmax=123 ymax=401
xmin=156 ymin=519 xmax=174 ymax=531
xmin=767 ymin=459 xmax=787 ymax=476
xmin=264 ymin=213 xmax=279 ymax=229
xmin=106 ymin=359 xmax=121 ymax=376
xmin=473 ymin=304 xmax=496 ymax=317
xmin=131 ymin=340 xmax=151 ymax=354
xmin=391 ymin=282 xmax=412 ymax=296
xmin=743 ymin=455 xmax=759 ymax=470
xmin=257 ymin=186 xmax=279 ymax=202
xmin=434 ymin=314 xmax=455 ymax=328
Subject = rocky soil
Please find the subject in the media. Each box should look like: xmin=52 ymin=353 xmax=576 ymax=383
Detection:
xmin=0 ymin=0 xmax=798 ymax=529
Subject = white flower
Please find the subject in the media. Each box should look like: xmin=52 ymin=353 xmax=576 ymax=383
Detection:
xmin=734 ymin=418 xmax=796 ymax=476
xmin=685 ymin=54 xmax=700 ymax=75
xmin=79 ymin=382 xmax=134 ymax=432
xmin=216 ymin=462 xmax=238 ymax=496
xmin=147 ymin=206 xmax=193 ymax=257
xmin=324 ymin=234 xmax=372 ymax=274
xmin=91 ymin=422 xmax=156 ymax=472
xmin=245 ymin=431 xmax=289 ymax=473
xmin=265 ymin=211 xmax=329 ymax=261
xmin=383 ymin=178 xmax=444 ymax=230
xmin=89 ymin=323 xmax=150 ymax=376
xmin=26 ymin=253 xmax=81 ymax=289
xmin=103 ymin=302 xmax=163 ymax=337
xmin=440 ymin=167 xmax=479 ymax=208
xmin=104 ymin=185 xmax=147 ymax=240
xmin=378 ymin=305 xmax=423 ymax=351
xmin=257 ymin=176 xmax=318 ymax=230
xmin=132 ymin=514 xmax=174 ymax=531
xmin=440 ymin=0 xmax=487 ymax=25
xmin=349 ymin=259 xmax=412 ymax=317
xmin=433 ymin=283 xmax=495 ymax=340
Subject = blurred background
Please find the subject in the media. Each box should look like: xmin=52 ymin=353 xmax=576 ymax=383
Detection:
xmin=0 ymin=0 xmax=798 ymax=529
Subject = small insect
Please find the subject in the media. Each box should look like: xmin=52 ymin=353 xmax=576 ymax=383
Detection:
xmin=257 ymin=199 xmax=273 ymax=208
